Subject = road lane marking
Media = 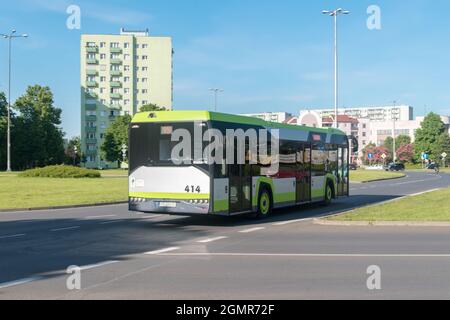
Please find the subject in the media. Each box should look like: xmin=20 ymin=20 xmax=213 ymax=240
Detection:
xmin=50 ymin=226 xmax=80 ymax=232
xmin=99 ymin=219 xmax=125 ymax=225
xmin=85 ymin=215 xmax=117 ymax=219
xmin=196 ymin=236 xmax=228 ymax=243
xmin=79 ymin=260 xmax=119 ymax=271
xmin=144 ymin=247 xmax=180 ymax=255
xmin=239 ymin=227 xmax=266 ymax=233
xmin=0 ymin=233 xmax=26 ymax=240
xmin=157 ymin=252 xmax=450 ymax=258
xmin=0 ymin=276 xmax=42 ymax=289
xmin=409 ymin=189 xmax=441 ymax=197
xmin=273 ymin=218 xmax=312 ymax=226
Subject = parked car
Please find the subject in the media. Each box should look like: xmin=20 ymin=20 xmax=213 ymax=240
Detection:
xmin=349 ymin=163 xmax=358 ymax=171
xmin=385 ymin=163 xmax=405 ymax=172
xmin=365 ymin=165 xmax=384 ymax=171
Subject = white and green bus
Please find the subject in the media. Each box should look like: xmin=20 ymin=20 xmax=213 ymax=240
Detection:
xmin=128 ymin=111 xmax=349 ymax=218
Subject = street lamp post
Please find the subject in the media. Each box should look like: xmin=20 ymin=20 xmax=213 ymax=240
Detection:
xmin=392 ymin=100 xmax=398 ymax=163
xmin=209 ymin=88 xmax=223 ymax=112
xmin=73 ymin=145 xmax=78 ymax=166
xmin=1 ymin=29 xmax=28 ymax=172
xmin=322 ymin=8 xmax=350 ymax=129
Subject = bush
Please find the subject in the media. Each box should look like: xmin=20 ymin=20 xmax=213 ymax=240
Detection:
xmin=19 ymin=165 xmax=101 ymax=178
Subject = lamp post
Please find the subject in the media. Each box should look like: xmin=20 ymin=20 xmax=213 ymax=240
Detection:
xmin=209 ymin=88 xmax=223 ymax=112
xmin=391 ymin=100 xmax=398 ymax=163
xmin=73 ymin=145 xmax=78 ymax=166
xmin=322 ymin=8 xmax=350 ymax=129
xmin=1 ymin=29 xmax=28 ymax=172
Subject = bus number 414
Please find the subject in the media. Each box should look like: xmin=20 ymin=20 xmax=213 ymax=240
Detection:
xmin=185 ymin=185 xmax=201 ymax=193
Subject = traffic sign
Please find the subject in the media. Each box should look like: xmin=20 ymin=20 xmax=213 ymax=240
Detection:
xmin=381 ymin=154 xmax=387 ymax=160
xmin=421 ymin=153 xmax=429 ymax=160
xmin=368 ymin=153 xmax=374 ymax=160
xmin=442 ymin=152 xmax=448 ymax=159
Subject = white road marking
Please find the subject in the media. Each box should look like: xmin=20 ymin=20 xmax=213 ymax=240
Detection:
xmin=0 ymin=233 xmax=26 ymax=240
xmin=157 ymin=252 xmax=450 ymax=258
xmin=50 ymin=226 xmax=80 ymax=232
xmin=409 ymin=189 xmax=441 ymax=197
xmin=273 ymin=218 xmax=312 ymax=226
xmin=0 ymin=276 xmax=42 ymax=289
xmin=79 ymin=260 xmax=119 ymax=271
xmin=144 ymin=247 xmax=180 ymax=255
xmin=99 ymin=219 xmax=125 ymax=225
xmin=85 ymin=215 xmax=117 ymax=219
xmin=196 ymin=236 xmax=228 ymax=243
xmin=239 ymin=227 xmax=266 ymax=233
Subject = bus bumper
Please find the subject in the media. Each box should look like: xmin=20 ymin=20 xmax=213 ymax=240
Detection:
xmin=129 ymin=198 xmax=210 ymax=215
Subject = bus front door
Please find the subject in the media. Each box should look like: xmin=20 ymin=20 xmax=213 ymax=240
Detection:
xmin=296 ymin=144 xmax=311 ymax=203
xmin=229 ymin=164 xmax=252 ymax=214
xmin=337 ymin=147 xmax=349 ymax=197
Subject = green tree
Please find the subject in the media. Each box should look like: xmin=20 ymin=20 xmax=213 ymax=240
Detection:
xmin=414 ymin=113 xmax=446 ymax=161
xmin=432 ymin=133 xmax=450 ymax=165
xmin=139 ymin=103 xmax=166 ymax=112
xmin=396 ymin=135 xmax=411 ymax=147
xmin=100 ymin=115 xmax=131 ymax=165
xmin=13 ymin=85 xmax=65 ymax=169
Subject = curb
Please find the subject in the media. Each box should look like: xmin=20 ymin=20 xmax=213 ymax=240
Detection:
xmin=314 ymin=219 xmax=450 ymax=227
xmin=0 ymin=201 xmax=128 ymax=213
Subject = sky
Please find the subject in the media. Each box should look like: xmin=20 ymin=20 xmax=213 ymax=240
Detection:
xmin=1 ymin=0 xmax=450 ymax=138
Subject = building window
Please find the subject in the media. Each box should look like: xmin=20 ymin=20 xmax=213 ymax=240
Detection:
xmin=142 ymin=44 xmax=148 ymax=49
xmin=142 ymin=78 xmax=148 ymax=83
xmin=124 ymin=43 xmax=130 ymax=48
xmin=124 ymin=54 xmax=130 ymax=60
xmin=87 ymin=53 xmax=96 ymax=59
xmin=100 ymin=76 xmax=106 ymax=82
xmin=142 ymin=89 xmax=148 ymax=94
xmin=110 ymin=42 xmax=119 ymax=48
xmin=142 ymin=55 xmax=148 ymax=60
xmin=142 ymin=67 xmax=148 ymax=71
xmin=124 ymin=99 xmax=130 ymax=105
xmin=124 ymin=65 xmax=130 ymax=71
xmin=124 ymin=77 xmax=130 ymax=82
xmin=100 ymin=54 xmax=106 ymax=59
xmin=124 ymin=88 xmax=130 ymax=94
xmin=100 ymin=42 xmax=106 ymax=48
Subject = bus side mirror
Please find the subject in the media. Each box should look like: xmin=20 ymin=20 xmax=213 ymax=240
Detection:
xmin=350 ymin=136 xmax=359 ymax=154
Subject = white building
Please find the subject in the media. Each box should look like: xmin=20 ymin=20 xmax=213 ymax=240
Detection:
xmin=301 ymin=105 xmax=414 ymax=122
xmin=241 ymin=112 xmax=293 ymax=123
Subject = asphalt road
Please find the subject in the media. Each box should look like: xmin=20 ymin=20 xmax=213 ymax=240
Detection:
xmin=1 ymin=171 xmax=450 ymax=300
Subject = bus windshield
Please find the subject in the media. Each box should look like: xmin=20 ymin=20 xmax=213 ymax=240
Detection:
xmin=129 ymin=122 xmax=207 ymax=172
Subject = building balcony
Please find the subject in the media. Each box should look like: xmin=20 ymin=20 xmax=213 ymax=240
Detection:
xmin=110 ymin=47 xmax=122 ymax=54
xmin=85 ymin=149 xmax=98 ymax=156
xmin=85 ymin=92 xmax=98 ymax=99
xmin=110 ymin=70 xmax=122 ymax=76
xmin=86 ymin=127 xmax=97 ymax=134
xmin=110 ymin=81 xmax=122 ymax=88
xmin=85 ymin=103 xmax=97 ymax=111
xmin=86 ymin=138 xmax=97 ymax=145
xmin=110 ymin=59 xmax=122 ymax=65
xmin=86 ymin=47 xmax=98 ymax=53
xmin=86 ymin=69 xmax=98 ymax=76
xmin=86 ymin=115 xmax=97 ymax=122
xmin=86 ymin=58 xmax=98 ymax=65
xmin=110 ymin=93 xmax=122 ymax=99
xmin=86 ymin=81 xmax=98 ymax=88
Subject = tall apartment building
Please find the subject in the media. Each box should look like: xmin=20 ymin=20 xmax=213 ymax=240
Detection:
xmin=302 ymin=105 xmax=414 ymax=122
xmin=81 ymin=28 xmax=173 ymax=168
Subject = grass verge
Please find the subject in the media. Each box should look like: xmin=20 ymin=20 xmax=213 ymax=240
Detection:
xmin=350 ymin=170 xmax=406 ymax=183
xmin=0 ymin=176 xmax=127 ymax=210
xmin=329 ymin=188 xmax=450 ymax=222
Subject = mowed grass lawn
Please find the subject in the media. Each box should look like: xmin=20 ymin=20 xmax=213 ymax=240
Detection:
xmin=0 ymin=176 xmax=128 ymax=210
xmin=330 ymin=188 xmax=450 ymax=222
xmin=350 ymin=170 xmax=406 ymax=183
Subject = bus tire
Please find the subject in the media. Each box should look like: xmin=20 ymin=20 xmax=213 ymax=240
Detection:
xmin=322 ymin=181 xmax=333 ymax=206
xmin=255 ymin=187 xmax=273 ymax=219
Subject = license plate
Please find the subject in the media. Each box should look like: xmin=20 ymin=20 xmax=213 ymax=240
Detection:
xmin=159 ymin=202 xmax=177 ymax=208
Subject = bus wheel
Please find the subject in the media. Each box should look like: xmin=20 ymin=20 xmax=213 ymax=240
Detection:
xmin=256 ymin=188 xmax=273 ymax=219
xmin=323 ymin=182 xmax=333 ymax=206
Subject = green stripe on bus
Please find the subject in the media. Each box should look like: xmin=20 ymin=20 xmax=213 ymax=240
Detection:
xmin=129 ymin=192 xmax=210 ymax=200
xmin=131 ymin=111 xmax=346 ymax=136
xmin=214 ymin=199 xmax=229 ymax=212
xmin=274 ymin=192 xmax=296 ymax=204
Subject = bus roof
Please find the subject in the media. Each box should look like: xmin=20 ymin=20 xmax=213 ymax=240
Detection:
xmin=131 ymin=110 xmax=346 ymax=136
